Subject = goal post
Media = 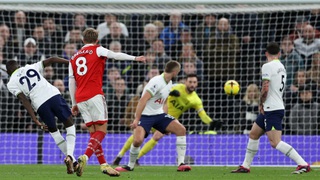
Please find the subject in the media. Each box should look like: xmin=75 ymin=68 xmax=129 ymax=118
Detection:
xmin=0 ymin=1 xmax=320 ymax=166
xmin=1 ymin=0 xmax=320 ymax=4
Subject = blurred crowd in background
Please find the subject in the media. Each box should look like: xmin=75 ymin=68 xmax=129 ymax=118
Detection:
xmin=0 ymin=8 xmax=319 ymax=135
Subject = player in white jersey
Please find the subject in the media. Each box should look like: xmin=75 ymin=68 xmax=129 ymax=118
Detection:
xmin=6 ymin=58 xmax=78 ymax=174
xmin=115 ymin=60 xmax=191 ymax=172
xmin=232 ymin=42 xmax=310 ymax=174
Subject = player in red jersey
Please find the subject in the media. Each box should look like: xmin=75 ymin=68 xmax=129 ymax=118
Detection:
xmin=68 ymin=28 xmax=145 ymax=177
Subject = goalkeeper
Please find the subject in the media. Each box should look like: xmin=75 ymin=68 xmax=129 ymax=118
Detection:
xmin=113 ymin=74 xmax=213 ymax=165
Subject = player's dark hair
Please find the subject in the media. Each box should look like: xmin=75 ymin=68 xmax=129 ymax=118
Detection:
xmin=82 ymin=28 xmax=98 ymax=44
xmin=266 ymin=42 xmax=280 ymax=55
xmin=165 ymin=60 xmax=180 ymax=73
xmin=6 ymin=60 xmax=19 ymax=75
xmin=186 ymin=73 xmax=198 ymax=79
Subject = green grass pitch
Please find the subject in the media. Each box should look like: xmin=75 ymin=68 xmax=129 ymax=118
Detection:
xmin=0 ymin=165 xmax=319 ymax=180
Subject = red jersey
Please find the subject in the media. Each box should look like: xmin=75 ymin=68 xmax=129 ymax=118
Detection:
xmin=70 ymin=44 xmax=106 ymax=103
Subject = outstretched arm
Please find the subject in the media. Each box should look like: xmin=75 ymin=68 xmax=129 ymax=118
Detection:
xmin=194 ymin=98 xmax=212 ymax=125
xmin=42 ymin=57 xmax=69 ymax=67
xmin=197 ymin=109 xmax=212 ymax=125
xmin=97 ymin=46 xmax=146 ymax=63
xmin=17 ymin=93 xmax=46 ymax=130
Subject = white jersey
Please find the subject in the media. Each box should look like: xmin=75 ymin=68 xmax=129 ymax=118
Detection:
xmin=7 ymin=61 xmax=60 ymax=111
xmin=142 ymin=74 xmax=173 ymax=115
xmin=261 ymin=59 xmax=286 ymax=111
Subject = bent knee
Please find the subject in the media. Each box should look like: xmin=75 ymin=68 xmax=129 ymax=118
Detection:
xmin=249 ymin=132 xmax=261 ymax=140
xmin=133 ymin=139 xmax=143 ymax=147
xmin=175 ymin=125 xmax=186 ymax=136
xmin=63 ymin=119 xmax=74 ymax=128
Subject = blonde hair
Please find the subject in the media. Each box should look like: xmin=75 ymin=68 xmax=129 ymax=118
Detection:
xmin=82 ymin=28 xmax=98 ymax=43
xmin=165 ymin=60 xmax=181 ymax=73
xmin=243 ymin=84 xmax=260 ymax=104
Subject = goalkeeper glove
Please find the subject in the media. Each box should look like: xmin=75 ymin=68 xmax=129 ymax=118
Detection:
xmin=169 ymin=90 xmax=180 ymax=97
xmin=209 ymin=120 xmax=222 ymax=130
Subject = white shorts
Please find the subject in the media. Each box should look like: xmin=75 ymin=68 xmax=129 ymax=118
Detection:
xmin=77 ymin=94 xmax=108 ymax=126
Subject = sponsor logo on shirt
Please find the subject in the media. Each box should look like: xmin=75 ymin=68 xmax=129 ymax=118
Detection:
xmin=154 ymin=98 xmax=165 ymax=104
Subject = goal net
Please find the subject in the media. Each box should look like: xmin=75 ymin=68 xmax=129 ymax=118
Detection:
xmin=0 ymin=2 xmax=320 ymax=166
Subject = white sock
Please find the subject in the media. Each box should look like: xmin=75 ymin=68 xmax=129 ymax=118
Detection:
xmin=66 ymin=125 xmax=76 ymax=162
xmin=128 ymin=144 xmax=140 ymax=169
xmin=50 ymin=130 xmax=67 ymax=156
xmin=276 ymin=141 xmax=308 ymax=165
xmin=242 ymin=138 xmax=259 ymax=169
xmin=176 ymin=136 xmax=187 ymax=165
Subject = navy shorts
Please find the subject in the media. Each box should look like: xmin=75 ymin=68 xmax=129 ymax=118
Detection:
xmin=139 ymin=113 xmax=175 ymax=137
xmin=255 ymin=110 xmax=284 ymax=131
xmin=37 ymin=94 xmax=71 ymax=129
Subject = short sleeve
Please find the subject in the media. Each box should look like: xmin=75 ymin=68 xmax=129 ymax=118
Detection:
xmin=96 ymin=46 xmax=110 ymax=58
xmin=144 ymin=78 xmax=160 ymax=97
xmin=7 ymin=80 xmax=22 ymax=97
xmin=32 ymin=61 xmax=44 ymax=74
xmin=261 ymin=64 xmax=271 ymax=80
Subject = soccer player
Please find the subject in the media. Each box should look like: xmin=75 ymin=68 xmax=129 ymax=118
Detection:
xmin=231 ymin=42 xmax=310 ymax=174
xmin=6 ymin=58 xmax=77 ymax=174
xmin=68 ymin=28 xmax=145 ymax=177
xmin=115 ymin=60 xmax=192 ymax=172
xmin=112 ymin=74 xmax=212 ymax=165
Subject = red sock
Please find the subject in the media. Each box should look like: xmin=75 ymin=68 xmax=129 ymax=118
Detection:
xmin=85 ymin=131 xmax=106 ymax=158
xmin=89 ymin=132 xmax=107 ymax=164
xmin=95 ymin=145 xmax=107 ymax=164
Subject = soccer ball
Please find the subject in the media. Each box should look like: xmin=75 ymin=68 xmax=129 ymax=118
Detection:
xmin=224 ymin=80 xmax=240 ymax=96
